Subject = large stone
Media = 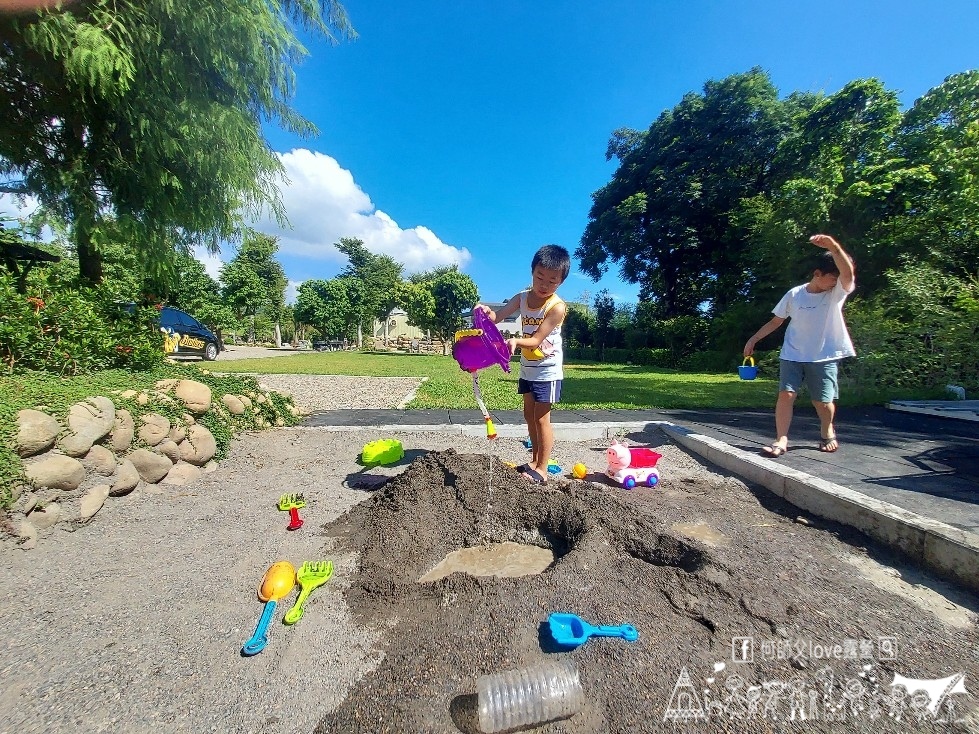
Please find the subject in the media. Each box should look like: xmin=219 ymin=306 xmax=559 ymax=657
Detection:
xmin=109 ymin=409 xmax=135 ymax=452
xmin=162 ymin=462 xmax=202 ymax=486
xmin=138 ymin=413 xmax=171 ymax=447
xmin=58 ymin=430 xmax=101 ymax=457
xmin=15 ymin=409 xmax=61 ymax=457
xmin=78 ymin=484 xmax=111 ymax=522
xmin=29 ymin=502 xmax=62 ymax=530
xmin=128 ymin=448 xmax=174 ymax=484
xmin=168 ymin=425 xmax=187 ymax=443
xmin=156 ymin=439 xmax=181 ymax=464
xmin=238 ymin=395 xmax=253 ymax=410
xmin=222 ymin=394 xmax=246 ymax=415
xmin=25 ymin=455 xmax=86 ymax=491
xmin=177 ymin=424 xmax=217 ymax=466
xmin=173 ymin=380 xmax=212 ymax=414
xmin=109 ymin=459 xmax=140 ymax=496
xmin=67 ymin=396 xmax=115 ymax=441
xmin=15 ymin=519 xmax=38 ymax=550
xmin=83 ymin=445 xmax=117 ymax=476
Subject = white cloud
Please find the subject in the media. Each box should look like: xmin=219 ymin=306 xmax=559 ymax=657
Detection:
xmin=0 ymin=193 xmax=37 ymax=217
xmin=1 ymin=194 xmax=56 ymax=242
xmin=256 ymin=149 xmax=471 ymax=274
xmin=284 ymin=279 xmax=302 ymax=305
xmin=192 ymin=246 xmax=225 ymax=281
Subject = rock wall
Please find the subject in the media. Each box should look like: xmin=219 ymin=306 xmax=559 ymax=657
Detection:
xmin=5 ymin=378 xmax=299 ymax=549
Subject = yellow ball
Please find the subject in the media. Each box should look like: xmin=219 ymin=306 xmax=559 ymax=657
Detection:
xmin=572 ymin=463 xmax=588 ymax=479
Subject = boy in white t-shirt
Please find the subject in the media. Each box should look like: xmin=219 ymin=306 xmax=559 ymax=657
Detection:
xmin=743 ymin=235 xmax=856 ymax=458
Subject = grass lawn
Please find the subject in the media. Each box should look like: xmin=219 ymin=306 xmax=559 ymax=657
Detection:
xmin=210 ymin=351 xmax=938 ymax=410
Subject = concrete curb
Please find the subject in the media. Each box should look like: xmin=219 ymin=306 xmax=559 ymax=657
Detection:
xmin=660 ymin=421 xmax=979 ymax=595
xmin=888 ymin=401 xmax=979 ymax=422
xmin=307 ymin=421 xmax=651 ymax=441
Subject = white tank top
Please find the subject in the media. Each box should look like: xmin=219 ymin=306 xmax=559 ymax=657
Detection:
xmin=519 ymin=290 xmax=564 ymax=381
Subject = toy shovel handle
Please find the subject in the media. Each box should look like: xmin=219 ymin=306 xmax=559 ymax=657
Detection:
xmin=283 ymin=586 xmax=313 ymax=625
xmin=594 ymin=623 xmax=639 ymax=641
xmin=242 ymin=600 xmax=277 ymax=656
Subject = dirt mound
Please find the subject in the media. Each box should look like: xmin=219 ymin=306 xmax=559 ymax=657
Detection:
xmin=317 ymin=447 xmax=978 ymax=732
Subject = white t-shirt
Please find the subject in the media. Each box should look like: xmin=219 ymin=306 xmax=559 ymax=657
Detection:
xmin=773 ymin=279 xmax=856 ymax=363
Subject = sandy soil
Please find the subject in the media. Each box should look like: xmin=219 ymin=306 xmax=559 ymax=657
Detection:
xmin=1 ymin=426 xmax=977 ymax=734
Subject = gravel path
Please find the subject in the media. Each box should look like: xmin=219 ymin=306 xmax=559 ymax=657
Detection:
xmin=251 ymin=374 xmax=425 ymax=412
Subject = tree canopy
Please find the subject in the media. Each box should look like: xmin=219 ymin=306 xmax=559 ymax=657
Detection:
xmin=577 ymin=69 xmax=979 ymax=321
xmin=0 ymin=0 xmax=353 ymax=286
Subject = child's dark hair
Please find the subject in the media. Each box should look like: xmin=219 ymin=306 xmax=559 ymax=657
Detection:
xmin=813 ymin=250 xmax=840 ymax=276
xmin=532 ymin=244 xmax=571 ymax=281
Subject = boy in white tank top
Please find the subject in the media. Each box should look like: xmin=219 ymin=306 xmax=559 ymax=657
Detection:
xmin=475 ymin=245 xmax=570 ymax=484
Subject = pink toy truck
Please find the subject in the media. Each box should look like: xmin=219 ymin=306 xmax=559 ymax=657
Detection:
xmin=606 ymin=440 xmax=662 ymax=489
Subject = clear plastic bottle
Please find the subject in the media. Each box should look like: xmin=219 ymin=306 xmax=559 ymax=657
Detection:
xmin=476 ymin=659 xmax=584 ymax=733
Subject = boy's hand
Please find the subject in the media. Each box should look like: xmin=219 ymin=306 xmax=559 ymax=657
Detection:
xmin=810 ymin=234 xmax=841 ymax=251
xmin=505 ymin=338 xmax=518 ymax=356
xmin=474 ymin=304 xmax=495 ymax=321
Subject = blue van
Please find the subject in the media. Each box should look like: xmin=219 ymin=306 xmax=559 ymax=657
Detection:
xmin=159 ymin=306 xmax=220 ymax=361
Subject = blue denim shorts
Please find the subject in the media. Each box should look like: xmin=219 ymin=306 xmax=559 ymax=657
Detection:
xmin=778 ymin=360 xmax=839 ymax=402
xmin=517 ymin=379 xmax=562 ymax=404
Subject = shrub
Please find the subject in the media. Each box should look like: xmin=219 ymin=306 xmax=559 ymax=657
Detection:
xmin=0 ymin=273 xmax=163 ymax=375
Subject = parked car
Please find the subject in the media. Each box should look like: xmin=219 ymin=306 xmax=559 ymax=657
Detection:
xmin=159 ymin=306 xmax=220 ymax=361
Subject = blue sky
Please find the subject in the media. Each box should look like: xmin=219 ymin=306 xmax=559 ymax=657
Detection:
xmin=4 ymin=1 xmax=977 ymax=308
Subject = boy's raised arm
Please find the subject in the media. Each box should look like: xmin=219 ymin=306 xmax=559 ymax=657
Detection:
xmin=811 ymin=234 xmax=855 ymax=292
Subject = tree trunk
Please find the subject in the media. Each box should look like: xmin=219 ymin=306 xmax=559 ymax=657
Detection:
xmin=76 ymin=230 xmax=104 ymax=285
xmin=274 ymin=322 xmax=282 ymax=348
xmin=70 ymin=120 xmax=103 ymax=286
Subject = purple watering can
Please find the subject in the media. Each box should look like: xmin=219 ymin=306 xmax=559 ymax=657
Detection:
xmin=453 ymin=308 xmax=512 ymax=374
xmin=453 ymin=308 xmax=511 ymax=440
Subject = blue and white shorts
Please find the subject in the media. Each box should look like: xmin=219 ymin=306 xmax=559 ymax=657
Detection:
xmin=517 ymin=379 xmax=562 ymax=404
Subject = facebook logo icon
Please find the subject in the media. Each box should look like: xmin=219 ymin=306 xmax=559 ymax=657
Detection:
xmin=732 ymin=637 xmax=754 ymax=663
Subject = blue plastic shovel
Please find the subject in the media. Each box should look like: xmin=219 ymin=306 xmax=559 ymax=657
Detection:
xmin=548 ymin=612 xmax=639 ymax=649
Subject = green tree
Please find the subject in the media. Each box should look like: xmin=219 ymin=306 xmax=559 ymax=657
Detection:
xmin=402 ymin=266 xmax=478 ymax=353
xmin=885 ymin=71 xmax=979 ymax=277
xmin=335 ymin=237 xmax=404 ymax=346
xmin=593 ymin=290 xmax=615 ymax=360
xmin=0 ymin=0 xmax=353 ymax=285
xmin=220 ymin=233 xmax=286 ymax=343
xmin=294 ymin=278 xmax=353 ymax=340
xmin=562 ymin=302 xmax=594 ymax=349
xmin=578 ymin=68 xmax=790 ymax=317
